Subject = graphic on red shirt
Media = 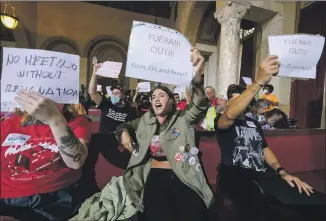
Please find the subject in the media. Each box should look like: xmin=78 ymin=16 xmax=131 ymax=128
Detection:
xmin=149 ymin=135 xmax=166 ymax=157
xmin=1 ymin=115 xmax=89 ymax=198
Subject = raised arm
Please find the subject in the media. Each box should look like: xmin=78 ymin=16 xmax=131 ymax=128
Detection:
xmin=88 ymin=62 xmax=103 ymax=106
xmin=218 ymin=55 xmax=280 ymax=130
xmin=184 ymin=48 xmax=208 ymax=126
xmin=15 ymin=90 xmax=89 ymax=169
xmin=132 ymin=87 xmax=140 ymax=104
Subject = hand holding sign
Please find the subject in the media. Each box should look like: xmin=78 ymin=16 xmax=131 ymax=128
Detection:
xmin=14 ymin=89 xmax=62 ymax=125
xmin=268 ymin=34 xmax=325 ymax=79
xmin=191 ymin=48 xmax=205 ymax=76
xmin=1 ymin=47 xmax=80 ymax=112
xmin=126 ymin=21 xmax=193 ymax=85
xmin=256 ymin=55 xmax=280 ymax=86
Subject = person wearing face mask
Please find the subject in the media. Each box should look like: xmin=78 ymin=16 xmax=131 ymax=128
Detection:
xmin=88 ymin=64 xmax=137 ymax=133
xmin=260 ymin=84 xmax=279 ymax=111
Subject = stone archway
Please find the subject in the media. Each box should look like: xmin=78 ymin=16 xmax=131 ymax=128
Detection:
xmin=40 ymin=36 xmax=81 ymax=55
xmin=184 ymin=1 xmax=215 ymax=45
xmin=84 ymin=36 xmax=128 ymax=88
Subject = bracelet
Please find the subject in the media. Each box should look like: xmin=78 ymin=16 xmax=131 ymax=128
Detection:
xmin=253 ymin=80 xmax=264 ymax=88
xmin=276 ymin=167 xmax=288 ymax=176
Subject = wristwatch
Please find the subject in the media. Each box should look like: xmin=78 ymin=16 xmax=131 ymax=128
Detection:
xmin=276 ymin=167 xmax=288 ymax=176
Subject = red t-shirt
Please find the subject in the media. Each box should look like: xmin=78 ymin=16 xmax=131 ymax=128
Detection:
xmin=176 ymin=101 xmax=187 ymax=110
xmin=210 ymin=98 xmax=218 ymax=107
xmin=1 ymin=115 xmax=90 ymax=198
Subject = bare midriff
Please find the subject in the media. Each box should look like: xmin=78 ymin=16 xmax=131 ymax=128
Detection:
xmin=151 ymin=159 xmax=172 ymax=169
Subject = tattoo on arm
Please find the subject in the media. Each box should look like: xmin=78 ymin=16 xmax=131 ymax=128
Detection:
xmin=59 ymin=126 xmax=81 ymax=149
xmin=58 ymin=126 xmax=87 ymax=162
xmin=58 ymin=146 xmax=81 ymax=162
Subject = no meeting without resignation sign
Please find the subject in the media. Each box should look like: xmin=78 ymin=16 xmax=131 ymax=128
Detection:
xmin=1 ymin=47 xmax=80 ymax=112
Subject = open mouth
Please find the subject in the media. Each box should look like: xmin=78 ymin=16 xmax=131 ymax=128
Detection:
xmin=155 ymin=103 xmax=162 ymax=110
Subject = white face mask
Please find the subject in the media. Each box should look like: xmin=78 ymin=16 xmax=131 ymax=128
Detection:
xmin=263 ymin=89 xmax=268 ymax=94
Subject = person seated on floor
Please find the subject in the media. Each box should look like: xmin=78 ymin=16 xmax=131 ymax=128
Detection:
xmin=71 ymin=48 xmax=214 ymax=221
xmin=0 ymin=90 xmax=93 ymax=221
xmin=214 ymin=55 xmax=325 ymax=221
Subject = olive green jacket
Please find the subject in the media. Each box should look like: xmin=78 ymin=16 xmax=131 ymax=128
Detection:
xmin=70 ymin=93 xmax=213 ymax=220
xmin=117 ymin=92 xmax=214 ymax=212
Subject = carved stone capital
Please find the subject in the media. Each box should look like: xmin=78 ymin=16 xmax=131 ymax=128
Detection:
xmin=214 ymin=1 xmax=250 ymax=24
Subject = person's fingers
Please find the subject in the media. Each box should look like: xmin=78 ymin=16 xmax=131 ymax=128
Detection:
xmin=16 ymin=90 xmax=38 ymax=103
xmin=26 ymin=90 xmax=44 ymax=102
xmin=286 ymin=178 xmax=295 ymax=188
xmin=267 ymin=59 xmax=280 ymax=66
xmin=299 ymin=182 xmax=311 ymax=196
xmin=303 ymin=182 xmax=314 ymax=193
xmin=14 ymin=97 xmax=33 ymax=109
xmin=269 ymin=65 xmax=280 ymax=71
xmin=265 ymin=55 xmax=279 ymax=62
xmin=293 ymin=178 xmax=303 ymax=194
xmin=303 ymin=182 xmax=313 ymax=190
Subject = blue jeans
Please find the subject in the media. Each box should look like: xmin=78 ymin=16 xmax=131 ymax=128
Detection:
xmin=0 ymin=179 xmax=96 ymax=221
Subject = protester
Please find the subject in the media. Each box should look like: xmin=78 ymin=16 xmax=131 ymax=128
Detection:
xmin=205 ymin=86 xmax=218 ymax=107
xmin=173 ymin=92 xmax=187 ymax=110
xmin=260 ymin=84 xmax=279 ymax=110
xmin=72 ymin=48 xmax=213 ymax=221
xmin=214 ymin=55 xmax=325 ymax=221
xmin=215 ymin=95 xmax=227 ymax=114
xmin=264 ymin=108 xmax=285 ymax=130
xmin=88 ymin=65 xmax=137 ymax=133
xmin=0 ymin=90 xmax=92 ymax=221
xmin=137 ymin=94 xmax=151 ymax=117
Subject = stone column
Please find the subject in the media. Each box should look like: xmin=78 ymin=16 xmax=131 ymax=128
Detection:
xmin=214 ymin=1 xmax=250 ymax=96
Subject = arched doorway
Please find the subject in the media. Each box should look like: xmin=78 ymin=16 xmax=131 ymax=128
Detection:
xmin=40 ymin=36 xmax=81 ymax=55
xmin=84 ymin=36 xmax=128 ymax=89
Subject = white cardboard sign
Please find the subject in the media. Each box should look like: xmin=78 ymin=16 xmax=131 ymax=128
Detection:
xmin=242 ymin=77 xmax=252 ymax=85
xmin=268 ymin=34 xmax=325 ymax=79
xmin=138 ymin=82 xmax=151 ymax=92
xmin=126 ymin=21 xmax=193 ymax=86
xmin=1 ymin=47 xmax=80 ymax=112
xmin=95 ymin=61 xmax=122 ymax=79
xmin=106 ymin=86 xmax=113 ymax=97
xmin=97 ymin=85 xmax=102 ymax=92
